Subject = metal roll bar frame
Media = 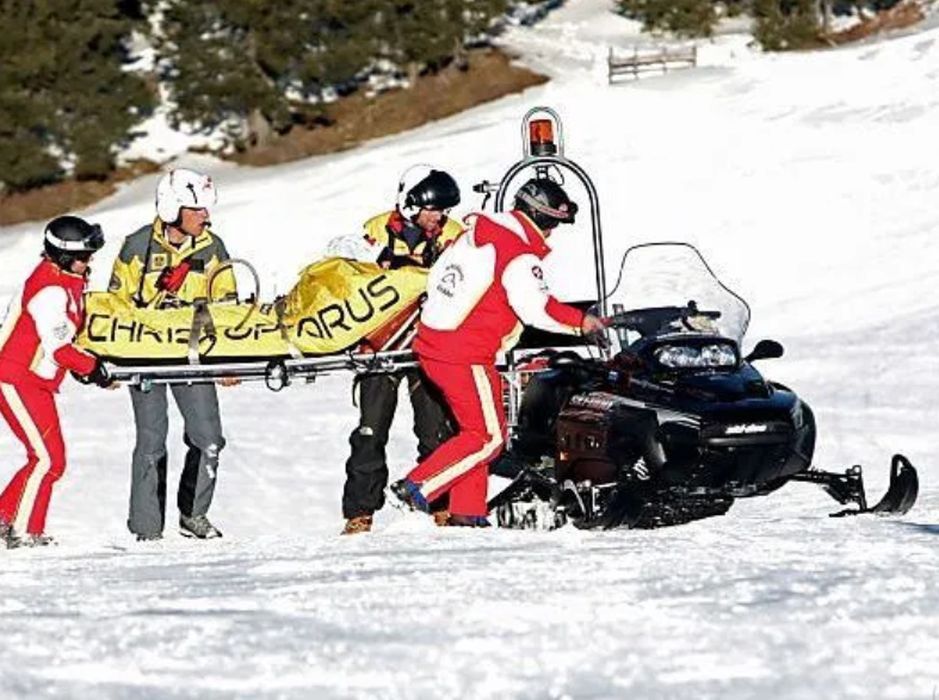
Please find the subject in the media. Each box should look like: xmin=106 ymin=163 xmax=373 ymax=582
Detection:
xmin=473 ymin=106 xmax=610 ymax=430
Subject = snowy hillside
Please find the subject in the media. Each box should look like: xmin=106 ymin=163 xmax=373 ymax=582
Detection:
xmin=1 ymin=0 xmax=938 ymax=697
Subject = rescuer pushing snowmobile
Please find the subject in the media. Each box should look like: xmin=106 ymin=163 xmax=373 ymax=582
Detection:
xmin=390 ymin=176 xmax=608 ymax=526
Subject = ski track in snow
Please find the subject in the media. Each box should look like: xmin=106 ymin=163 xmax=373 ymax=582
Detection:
xmin=2 ymin=0 xmax=939 ymax=697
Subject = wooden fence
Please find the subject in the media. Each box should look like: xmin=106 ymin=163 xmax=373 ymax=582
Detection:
xmin=608 ymin=45 xmax=697 ymax=83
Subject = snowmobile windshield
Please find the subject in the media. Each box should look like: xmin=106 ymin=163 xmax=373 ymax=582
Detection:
xmin=607 ymin=243 xmax=751 ymax=346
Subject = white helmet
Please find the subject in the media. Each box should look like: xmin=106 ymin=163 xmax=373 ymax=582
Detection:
xmin=156 ymin=168 xmax=218 ymax=223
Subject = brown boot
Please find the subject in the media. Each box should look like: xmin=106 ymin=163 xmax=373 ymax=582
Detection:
xmin=341 ymin=515 xmax=373 ymax=535
xmin=432 ymin=510 xmax=451 ymax=527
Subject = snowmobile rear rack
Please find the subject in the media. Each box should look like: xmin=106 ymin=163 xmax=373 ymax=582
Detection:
xmin=790 ymin=454 xmax=919 ymax=517
xmin=473 ymin=107 xmax=611 ymax=433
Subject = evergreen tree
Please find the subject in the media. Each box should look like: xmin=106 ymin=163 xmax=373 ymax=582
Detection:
xmin=383 ymin=1 xmax=462 ymax=84
xmin=0 ymin=0 xmax=152 ymax=192
xmin=463 ymin=0 xmax=508 ymax=37
xmin=53 ymin=0 xmax=154 ymax=179
xmin=157 ymin=0 xmax=508 ymax=148
xmin=158 ymin=0 xmax=381 ymax=148
xmin=617 ymin=0 xmax=717 ymax=37
xmin=381 ymin=0 xmax=506 ymax=84
xmin=0 ymin=2 xmax=59 ymax=192
xmin=754 ymin=0 xmax=822 ymax=49
xmin=158 ymin=0 xmax=293 ymax=149
xmin=296 ymin=1 xmax=381 ymax=100
xmin=460 ymin=0 xmax=509 ymax=66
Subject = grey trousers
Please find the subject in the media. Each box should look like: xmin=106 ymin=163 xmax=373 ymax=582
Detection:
xmin=128 ymin=383 xmax=225 ymax=537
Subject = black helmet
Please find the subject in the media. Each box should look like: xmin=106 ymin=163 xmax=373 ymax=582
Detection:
xmin=397 ymin=165 xmax=461 ymax=220
xmin=513 ymin=178 xmax=578 ymax=231
xmin=43 ymin=216 xmax=105 ymax=269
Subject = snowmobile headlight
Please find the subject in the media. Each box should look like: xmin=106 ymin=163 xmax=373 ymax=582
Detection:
xmin=655 ymin=343 xmax=737 ymax=369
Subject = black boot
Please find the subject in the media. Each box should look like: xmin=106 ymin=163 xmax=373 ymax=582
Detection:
xmin=445 ymin=514 xmax=491 ymax=528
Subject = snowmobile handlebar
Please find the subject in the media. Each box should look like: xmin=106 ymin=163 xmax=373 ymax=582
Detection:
xmin=472 ymin=180 xmax=499 ymax=194
xmin=608 ymin=303 xmax=722 ymax=336
xmin=536 ymin=350 xmax=617 ymax=383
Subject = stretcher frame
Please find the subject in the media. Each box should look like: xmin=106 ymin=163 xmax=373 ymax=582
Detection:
xmin=107 ymin=349 xmax=418 ymax=392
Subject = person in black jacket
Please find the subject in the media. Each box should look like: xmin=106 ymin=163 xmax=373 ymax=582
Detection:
xmin=341 ymin=166 xmax=462 ymax=534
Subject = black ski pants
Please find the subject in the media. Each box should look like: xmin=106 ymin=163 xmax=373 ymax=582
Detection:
xmin=342 ymin=369 xmax=452 ymax=519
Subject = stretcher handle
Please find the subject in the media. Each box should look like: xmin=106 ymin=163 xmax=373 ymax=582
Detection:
xmin=206 ymin=258 xmax=261 ymax=333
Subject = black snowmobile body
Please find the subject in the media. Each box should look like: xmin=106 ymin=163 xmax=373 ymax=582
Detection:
xmin=494 ymin=336 xmax=816 ymax=529
xmin=488 ymin=246 xmax=918 ymax=530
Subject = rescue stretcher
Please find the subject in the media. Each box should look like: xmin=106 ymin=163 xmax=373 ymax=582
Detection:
xmin=80 ymin=257 xmax=429 ymax=390
xmin=82 ymin=107 xmax=607 ymax=428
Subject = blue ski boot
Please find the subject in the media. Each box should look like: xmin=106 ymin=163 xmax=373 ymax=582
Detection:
xmin=389 ymin=479 xmax=430 ymax=512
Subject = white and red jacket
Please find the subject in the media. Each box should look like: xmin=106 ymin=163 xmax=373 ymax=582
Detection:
xmin=0 ymin=258 xmax=96 ymax=392
xmin=415 ymin=211 xmax=585 ymax=364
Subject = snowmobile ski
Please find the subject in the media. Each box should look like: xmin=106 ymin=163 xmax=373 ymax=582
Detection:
xmin=791 ymin=454 xmax=918 ymax=517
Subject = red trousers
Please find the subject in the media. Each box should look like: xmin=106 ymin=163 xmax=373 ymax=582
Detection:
xmin=0 ymin=381 xmax=67 ymax=535
xmin=407 ymin=358 xmax=506 ymax=517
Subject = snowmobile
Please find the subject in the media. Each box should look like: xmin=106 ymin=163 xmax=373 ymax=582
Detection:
xmin=474 ymin=107 xmax=918 ymax=530
xmin=487 ymin=242 xmax=918 ymax=529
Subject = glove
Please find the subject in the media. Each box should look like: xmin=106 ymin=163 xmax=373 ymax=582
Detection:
xmin=74 ymin=357 xmax=114 ymax=388
xmin=155 ymin=260 xmax=192 ymax=294
xmin=581 ymin=313 xmax=612 ymax=350
xmin=388 ymin=256 xmax=419 ymax=270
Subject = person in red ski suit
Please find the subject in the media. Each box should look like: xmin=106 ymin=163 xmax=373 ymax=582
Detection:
xmin=0 ymin=216 xmax=112 ymax=548
xmin=390 ymin=178 xmax=608 ymax=525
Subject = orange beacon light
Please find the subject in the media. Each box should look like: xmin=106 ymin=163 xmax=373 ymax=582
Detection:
xmin=529 ymin=119 xmax=557 ymax=156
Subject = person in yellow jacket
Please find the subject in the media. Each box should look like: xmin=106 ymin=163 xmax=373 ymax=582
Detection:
xmin=110 ymin=168 xmax=236 ymax=542
xmin=341 ymin=165 xmax=463 ymax=534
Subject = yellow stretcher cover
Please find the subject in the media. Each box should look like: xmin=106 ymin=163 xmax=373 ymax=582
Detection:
xmin=77 ymin=258 xmax=428 ymax=363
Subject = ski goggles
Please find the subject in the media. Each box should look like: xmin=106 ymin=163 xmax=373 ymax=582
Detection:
xmin=421 ymin=205 xmax=453 ymax=215
xmin=516 ymin=191 xmax=578 ymax=223
xmin=44 ymin=223 xmax=105 ymax=253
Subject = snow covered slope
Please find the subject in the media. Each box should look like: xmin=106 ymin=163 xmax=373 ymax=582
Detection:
xmin=1 ymin=1 xmax=938 ymax=697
